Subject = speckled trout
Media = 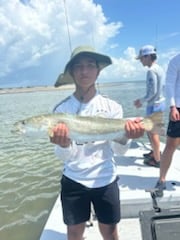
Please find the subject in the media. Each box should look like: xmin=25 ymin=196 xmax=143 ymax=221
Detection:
xmin=12 ymin=112 xmax=164 ymax=142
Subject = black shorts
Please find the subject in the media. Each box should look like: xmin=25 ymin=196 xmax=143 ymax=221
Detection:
xmin=167 ymin=108 xmax=180 ymax=138
xmin=60 ymin=175 xmax=121 ymax=225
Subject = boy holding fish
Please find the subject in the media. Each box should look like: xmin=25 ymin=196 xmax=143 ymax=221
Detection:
xmin=50 ymin=46 xmax=145 ymax=240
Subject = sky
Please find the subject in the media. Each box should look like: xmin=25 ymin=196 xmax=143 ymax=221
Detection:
xmin=0 ymin=0 xmax=180 ymax=88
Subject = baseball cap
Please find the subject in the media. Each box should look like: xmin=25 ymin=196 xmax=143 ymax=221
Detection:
xmin=136 ymin=45 xmax=156 ymax=59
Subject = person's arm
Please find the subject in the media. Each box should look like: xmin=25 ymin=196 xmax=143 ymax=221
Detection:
xmin=165 ymin=58 xmax=180 ymax=121
xmin=166 ymin=58 xmax=178 ymax=107
xmin=111 ymin=136 xmax=131 ymax=156
xmin=139 ymin=70 xmax=157 ymax=104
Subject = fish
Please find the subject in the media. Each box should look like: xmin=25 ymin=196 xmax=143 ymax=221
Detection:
xmin=12 ymin=112 xmax=164 ymax=143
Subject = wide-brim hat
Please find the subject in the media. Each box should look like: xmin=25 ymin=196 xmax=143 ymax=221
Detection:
xmin=54 ymin=73 xmax=73 ymax=87
xmin=54 ymin=45 xmax=112 ymax=86
xmin=136 ymin=45 xmax=156 ymax=60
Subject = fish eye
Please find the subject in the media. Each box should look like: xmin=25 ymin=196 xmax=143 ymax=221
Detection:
xmin=22 ymin=120 xmax=25 ymax=125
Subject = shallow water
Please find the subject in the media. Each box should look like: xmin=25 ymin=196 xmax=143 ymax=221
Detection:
xmin=0 ymin=82 xmax=166 ymax=240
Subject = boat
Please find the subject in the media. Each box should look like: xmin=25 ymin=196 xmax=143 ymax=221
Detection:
xmin=40 ymin=141 xmax=180 ymax=240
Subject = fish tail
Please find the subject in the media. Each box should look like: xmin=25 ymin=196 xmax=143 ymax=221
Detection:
xmin=144 ymin=112 xmax=165 ymax=134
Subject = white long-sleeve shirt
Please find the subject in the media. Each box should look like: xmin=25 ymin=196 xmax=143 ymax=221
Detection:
xmin=140 ymin=63 xmax=165 ymax=106
xmin=53 ymin=93 xmax=131 ymax=188
xmin=165 ymin=54 xmax=180 ymax=108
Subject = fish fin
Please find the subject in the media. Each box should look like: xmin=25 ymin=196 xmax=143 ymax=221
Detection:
xmin=144 ymin=112 xmax=165 ymax=134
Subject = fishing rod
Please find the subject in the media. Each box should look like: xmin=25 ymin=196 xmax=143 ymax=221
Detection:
xmin=63 ymin=0 xmax=72 ymax=54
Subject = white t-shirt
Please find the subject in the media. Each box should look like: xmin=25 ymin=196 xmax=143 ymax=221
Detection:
xmin=53 ymin=93 xmax=130 ymax=188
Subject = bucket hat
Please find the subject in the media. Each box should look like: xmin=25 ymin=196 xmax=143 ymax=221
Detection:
xmin=54 ymin=45 xmax=112 ymax=86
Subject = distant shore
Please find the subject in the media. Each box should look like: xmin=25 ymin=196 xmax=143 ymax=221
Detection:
xmin=0 ymin=81 xmax=137 ymax=95
xmin=0 ymin=85 xmax=75 ymax=95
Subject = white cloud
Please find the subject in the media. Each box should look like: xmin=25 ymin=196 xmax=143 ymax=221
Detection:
xmin=0 ymin=0 xmax=123 ymax=87
xmin=98 ymin=47 xmax=146 ymax=83
xmin=0 ymin=0 xmax=176 ymax=88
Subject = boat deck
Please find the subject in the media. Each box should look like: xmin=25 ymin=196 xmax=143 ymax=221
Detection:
xmin=40 ymin=141 xmax=180 ymax=240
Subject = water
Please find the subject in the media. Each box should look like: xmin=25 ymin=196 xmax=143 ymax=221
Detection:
xmin=0 ymin=82 xmax=166 ymax=240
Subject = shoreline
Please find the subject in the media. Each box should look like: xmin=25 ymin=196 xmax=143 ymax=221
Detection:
xmin=0 ymin=81 xmax=141 ymax=95
xmin=0 ymin=85 xmax=75 ymax=95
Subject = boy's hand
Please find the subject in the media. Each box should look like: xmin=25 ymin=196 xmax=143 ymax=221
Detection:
xmin=50 ymin=123 xmax=71 ymax=148
xmin=134 ymin=99 xmax=142 ymax=108
xmin=125 ymin=118 xmax=145 ymax=139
